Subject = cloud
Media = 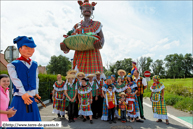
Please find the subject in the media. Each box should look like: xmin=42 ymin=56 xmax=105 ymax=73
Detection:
xmin=1 ymin=1 xmax=191 ymax=68
xmin=163 ymin=40 xmax=180 ymax=49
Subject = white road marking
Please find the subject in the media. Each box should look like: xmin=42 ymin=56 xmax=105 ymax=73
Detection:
xmin=144 ymin=102 xmax=193 ymax=128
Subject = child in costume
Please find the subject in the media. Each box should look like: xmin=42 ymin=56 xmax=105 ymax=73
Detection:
xmin=0 ymin=74 xmax=17 ymax=128
xmin=52 ymin=74 xmax=66 ymax=118
xmin=75 ymin=72 xmax=85 ymax=119
xmin=7 ymin=36 xmax=42 ymax=129
xmin=114 ymin=76 xmax=127 ymax=119
xmin=101 ymin=76 xmax=115 ymax=121
xmin=94 ymin=71 xmax=105 ymax=118
xmin=87 ymin=74 xmax=98 ymax=119
xmin=118 ymin=92 xmax=127 ymax=123
xmin=64 ymin=74 xmax=77 ymax=123
xmin=126 ymin=87 xmax=136 ymax=122
xmin=126 ymin=74 xmax=143 ymax=122
xmin=78 ymin=78 xmax=93 ymax=124
xmin=131 ymin=62 xmax=138 ymax=78
xmin=150 ymin=75 xmax=169 ymax=125
xmin=105 ymin=84 xmax=117 ymax=124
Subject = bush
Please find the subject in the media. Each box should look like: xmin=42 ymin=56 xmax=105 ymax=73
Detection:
xmin=174 ymin=97 xmax=193 ymax=112
xmin=166 ymin=84 xmax=191 ymax=97
xmin=38 ymin=74 xmax=66 ymax=101
xmin=164 ymin=93 xmax=184 ymax=105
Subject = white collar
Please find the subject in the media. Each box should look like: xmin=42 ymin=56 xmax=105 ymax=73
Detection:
xmin=107 ymin=89 xmax=113 ymax=95
xmin=68 ymin=79 xmax=75 ymax=86
xmin=89 ymin=81 xmax=94 ymax=85
xmin=134 ymin=76 xmax=140 ymax=80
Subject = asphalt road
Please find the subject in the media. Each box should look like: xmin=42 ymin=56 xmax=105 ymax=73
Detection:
xmin=40 ymin=98 xmax=193 ymax=129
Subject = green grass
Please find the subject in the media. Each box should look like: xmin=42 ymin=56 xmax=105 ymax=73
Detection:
xmin=147 ymin=78 xmax=192 ymax=88
xmin=144 ymin=78 xmax=193 ymax=113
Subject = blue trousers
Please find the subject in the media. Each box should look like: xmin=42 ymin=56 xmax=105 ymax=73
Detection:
xmin=121 ymin=110 xmax=126 ymax=121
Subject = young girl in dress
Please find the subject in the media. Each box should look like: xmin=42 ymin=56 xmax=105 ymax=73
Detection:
xmin=52 ymin=74 xmax=66 ymax=118
xmin=78 ymin=78 xmax=93 ymax=124
xmin=126 ymin=87 xmax=135 ymax=122
xmin=0 ymin=74 xmax=16 ymax=128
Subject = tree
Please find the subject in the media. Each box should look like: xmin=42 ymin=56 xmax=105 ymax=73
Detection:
xmin=151 ymin=59 xmax=165 ymax=76
xmin=46 ymin=55 xmax=71 ymax=76
xmin=108 ymin=58 xmax=133 ymax=77
xmin=183 ymin=53 xmax=193 ymax=77
xmin=164 ymin=53 xmax=185 ymax=79
xmin=138 ymin=57 xmax=153 ymax=76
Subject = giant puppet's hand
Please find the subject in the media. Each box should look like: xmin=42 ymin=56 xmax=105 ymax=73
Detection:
xmin=22 ymin=93 xmax=33 ymax=105
xmin=60 ymin=42 xmax=70 ymax=53
xmin=94 ymin=40 xmax=102 ymax=49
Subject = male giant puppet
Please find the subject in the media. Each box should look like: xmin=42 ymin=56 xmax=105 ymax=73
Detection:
xmin=60 ymin=0 xmax=105 ymax=77
xmin=7 ymin=36 xmax=42 ymax=129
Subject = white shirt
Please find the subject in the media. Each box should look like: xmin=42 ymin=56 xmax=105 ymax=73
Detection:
xmin=64 ymin=80 xmax=78 ymax=90
xmin=134 ymin=76 xmax=147 ymax=86
xmin=7 ymin=60 xmax=39 ymax=96
xmin=105 ymin=90 xmax=117 ymax=107
xmin=89 ymin=81 xmax=98 ymax=89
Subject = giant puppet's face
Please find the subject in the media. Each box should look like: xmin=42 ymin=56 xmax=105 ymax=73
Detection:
xmin=81 ymin=6 xmax=93 ymax=17
xmin=19 ymin=45 xmax=35 ymax=59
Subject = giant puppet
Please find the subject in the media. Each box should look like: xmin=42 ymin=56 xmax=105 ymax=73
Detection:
xmin=7 ymin=36 xmax=43 ymax=129
xmin=60 ymin=0 xmax=105 ymax=77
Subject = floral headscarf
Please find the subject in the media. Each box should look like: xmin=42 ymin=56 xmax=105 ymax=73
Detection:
xmin=153 ymin=75 xmax=160 ymax=80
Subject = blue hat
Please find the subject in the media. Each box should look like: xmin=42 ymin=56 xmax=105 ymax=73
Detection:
xmin=13 ymin=36 xmax=36 ymax=49
xmin=111 ymin=75 xmax=115 ymax=78
xmin=107 ymin=76 xmax=111 ymax=79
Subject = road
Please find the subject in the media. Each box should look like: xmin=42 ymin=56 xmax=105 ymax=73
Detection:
xmin=40 ymin=98 xmax=193 ymax=129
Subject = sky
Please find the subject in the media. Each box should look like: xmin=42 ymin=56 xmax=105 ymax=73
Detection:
xmin=1 ymin=1 xmax=192 ymax=68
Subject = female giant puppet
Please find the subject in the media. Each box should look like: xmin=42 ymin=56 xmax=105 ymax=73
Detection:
xmin=60 ymin=0 xmax=105 ymax=77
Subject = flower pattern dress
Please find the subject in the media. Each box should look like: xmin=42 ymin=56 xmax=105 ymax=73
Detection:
xmin=126 ymin=81 xmax=140 ymax=118
xmin=78 ymin=85 xmax=93 ymax=116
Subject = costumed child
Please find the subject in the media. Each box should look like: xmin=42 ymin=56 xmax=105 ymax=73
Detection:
xmin=64 ymin=74 xmax=77 ymax=123
xmin=94 ymin=71 xmax=105 ymax=118
xmin=105 ymin=84 xmax=117 ymax=124
xmin=150 ymin=75 xmax=169 ymax=125
xmin=87 ymin=74 xmax=98 ymax=119
xmin=7 ymin=36 xmax=42 ymax=129
xmin=126 ymin=74 xmax=143 ymax=123
xmin=114 ymin=76 xmax=127 ymax=119
xmin=131 ymin=62 xmax=138 ymax=78
xmin=52 ymin=74 xmax=66 ymax=118
xmin=118 ymin=92 xmax=127 ymax=123
xmin=0 ymin=74 xmax=17 ymax=128
xmin=78 ymin=78 xmax=93 ymax=124
xmin=101 ymin=76 xmax=115 ymax=121
xmin=75 ymin=72 xmax=85 ymax=119
xmin=126 ymin=87 xmax=136 ymax=122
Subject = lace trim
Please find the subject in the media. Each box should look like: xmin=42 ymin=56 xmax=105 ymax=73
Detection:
xmin=150 ymin=85 xmax=165 ymax=92
xmin=153 ymin=113 xmax=168 ymax=119
xmin=78 ymin=87 xmax=92 ymax=94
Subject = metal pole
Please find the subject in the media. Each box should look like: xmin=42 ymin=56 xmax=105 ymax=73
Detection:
xmin=9 ymin=46 xmax=13 ymax=103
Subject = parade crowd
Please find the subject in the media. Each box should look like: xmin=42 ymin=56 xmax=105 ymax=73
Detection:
xmin=52 ymin=62 xmax=169 ymax=125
